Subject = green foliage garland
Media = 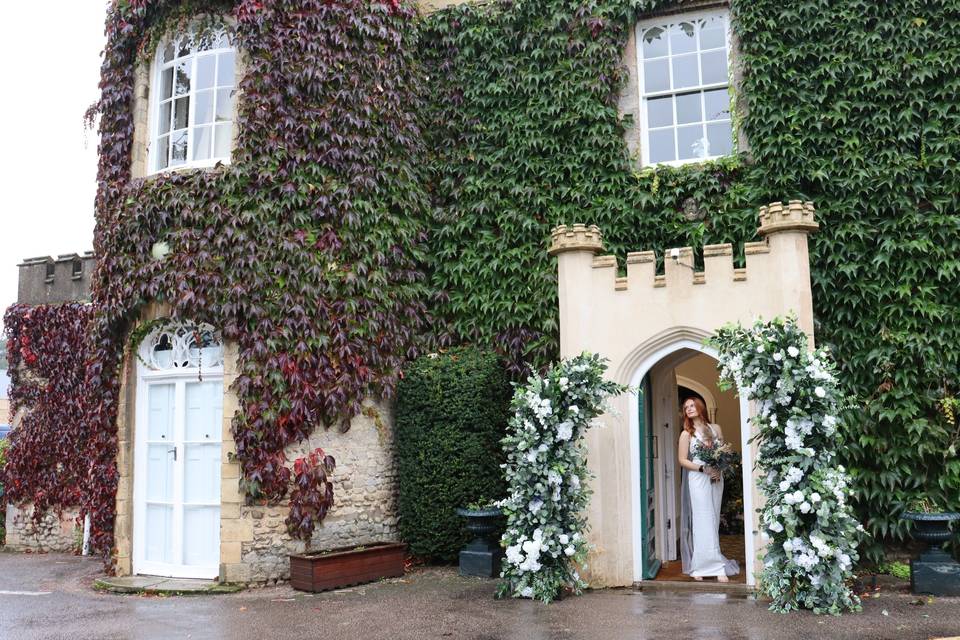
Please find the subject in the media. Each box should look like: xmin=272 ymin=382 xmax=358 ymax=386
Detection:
xmin=421 ymin=0 xmax=960 ymax=558
xmin=497 ymin=352 xmax=625 ymax=602
xmin=713 ymin=318 xmax=862 ymax=614
xmin=394 ymin=347 xmax=510 ymax=561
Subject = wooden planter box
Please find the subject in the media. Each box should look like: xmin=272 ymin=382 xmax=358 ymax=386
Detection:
xmin=290 ymin=542 xmax=407 ymax=592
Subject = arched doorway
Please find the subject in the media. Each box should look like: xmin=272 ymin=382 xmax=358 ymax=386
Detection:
xmin=630 ymin=344 xmax=751 ymax=584
xmin=548 ymin=200 xmax=819 ymax=587
xmin=132 ymin=322 xmax=225 ymax=579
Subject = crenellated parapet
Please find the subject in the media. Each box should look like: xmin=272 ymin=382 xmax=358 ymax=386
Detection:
xmin=758 ymin=200 xmax=818 ymax=236
xmin=549 ymin=224 xmax=604 ymax=256
xmin=550 ymin=200 xmax=818 ymax=292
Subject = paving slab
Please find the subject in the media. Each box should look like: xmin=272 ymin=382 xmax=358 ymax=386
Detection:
xmin=94 ymin=575 xmax=245 ymax=595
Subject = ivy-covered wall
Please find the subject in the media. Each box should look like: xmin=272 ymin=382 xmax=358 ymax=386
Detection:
xmin=69 ymin=0 xmax=958 ymax=563
xmin=420 ymin=0 xmax=960 ymax=560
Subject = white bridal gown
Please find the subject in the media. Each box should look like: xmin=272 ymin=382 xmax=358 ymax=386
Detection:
xmin=680 ymin=424 xmax=740 ymax=578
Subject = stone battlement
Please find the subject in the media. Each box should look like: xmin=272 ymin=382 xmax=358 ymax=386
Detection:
xmin=549 ymin=200 xmax=817 ymax=292
xmin=17 ymin=252 xmax=96 ymax=305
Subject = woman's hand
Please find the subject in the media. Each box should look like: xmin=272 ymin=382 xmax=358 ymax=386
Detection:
xmin=707 ymin=466 xmax=721 ymax=481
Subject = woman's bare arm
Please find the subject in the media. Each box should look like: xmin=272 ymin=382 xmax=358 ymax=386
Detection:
xmin=677 ymin=432 xmax=701 ymax=472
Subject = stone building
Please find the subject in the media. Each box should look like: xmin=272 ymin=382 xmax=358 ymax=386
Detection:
xmin=83 ymin=0 xmax=846 ymax=591
xmin=3 ymin=252 xmax=95 ymax=551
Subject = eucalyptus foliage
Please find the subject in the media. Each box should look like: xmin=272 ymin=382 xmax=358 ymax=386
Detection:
xmin=497 ymin=353 xmax=624 ymax=603
xmin=712 ymin=318 xmax=862 ymax=614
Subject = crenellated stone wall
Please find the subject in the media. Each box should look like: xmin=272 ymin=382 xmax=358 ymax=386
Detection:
xmin=4 ymin=503 xmax=81 ymax=553
xmin=550 ymin=200 xmax=819 ymax=588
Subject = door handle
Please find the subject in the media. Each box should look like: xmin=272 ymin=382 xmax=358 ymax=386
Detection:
xmin=169 ymin=446 xmax=177 ymax=461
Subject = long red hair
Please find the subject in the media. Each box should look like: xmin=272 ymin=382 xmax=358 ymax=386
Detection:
xmin=681 ymin=396 xmax=709 ymax=436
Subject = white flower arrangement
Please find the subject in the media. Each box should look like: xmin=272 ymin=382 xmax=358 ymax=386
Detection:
xmin=496 ymin=352 xmax=625 ymax=603
xmin=712 ymin=317 xmax=863 ymax=614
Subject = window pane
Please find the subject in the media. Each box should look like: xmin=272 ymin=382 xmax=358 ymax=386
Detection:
xmin=159 ymin=102 xmax=172 ymax=134
xmin=707 ymin=121 xmax=733 ymax=157
xmin=641 ymin=26 xmax=668 ymax=59
xmin=669 ymin=22 xmax=697 ymax=55
xmin=644 ymin=59 xmax=669 ymax=93
xmin=700 ymin=16 xmax=726 ymax=50
xmin=672 ymin=53 xmax=699 ymax=89
xmin=648 ymin=128 xmax=675 ymax=163
xmin=701 ymin=50 xmax=727 ymax=84
xmin=195 ymin=90 xmax=214 ymax=125
xmin=173 ymin=96 xmax=190 ymax=130
xmin=676 ymin=92 xmax=701 ymax=124
xmin=677 ymin=124 xmax=707 ymax=160
xmin=214 ymin=123 xmax=232 ymax=158
xmin=196 ymin=55 xmax=216 ymax=90
xmin=160 ymin=67 xmax=174 ymax=100
xmin=704 ymin=88 xmax=730 ymax=121
xmin=215 ymin=88 xmax=233 ymax=122
xmin=647 ymin=96 xmax=673 ymax=128
xmin=162 ymin=42 xmax=175 ymax=63
xmin=177 ymin=37 xmax=191 ymax=58
xmin=156 ymin=135 xmax=169 ymax=170
xmin=193 ymin=126 xmax=212 ymax=161
xmin=171 ymin=131 xmax=188 ymax=165
xmin=217 ymin=52 xmax=235 ymax=87
xmin=175 ymin=62 xmax=191 ymax=96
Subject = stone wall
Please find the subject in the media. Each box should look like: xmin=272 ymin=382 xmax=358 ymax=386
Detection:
xmin=238 ymin=402 xmax=400 ymax=585
xmin=4 ymin=503 xmax=81 ymax=552
xmin=17 ymin=253 xmax=96 ymax=306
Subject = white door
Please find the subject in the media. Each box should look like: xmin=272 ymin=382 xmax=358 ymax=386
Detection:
xmin=135 ymin=377 xmax=222 ymax=579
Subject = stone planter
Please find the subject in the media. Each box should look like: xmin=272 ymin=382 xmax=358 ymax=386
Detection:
xmin=901 ymin=511 xmax=960 ymax=596
xmin=289 ymin=542 xmax=406 ymax=592
xmin=456 ymin=507 xmax=505 ymax=578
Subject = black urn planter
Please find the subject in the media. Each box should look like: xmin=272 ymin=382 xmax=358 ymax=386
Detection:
xmin=456 ymin=507 xmax=505 ymax=578
xmin=901 ymin=511 xmax=960 ymax=596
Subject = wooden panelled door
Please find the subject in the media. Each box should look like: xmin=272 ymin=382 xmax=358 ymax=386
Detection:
xmin=638 ymin=374 xmax=661 ymax=580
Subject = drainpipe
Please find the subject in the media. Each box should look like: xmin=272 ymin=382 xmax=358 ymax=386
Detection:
xmin=82 ymin=513 xmax=91 ymax=556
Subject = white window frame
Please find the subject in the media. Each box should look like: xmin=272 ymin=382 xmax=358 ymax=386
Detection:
xmin=636 ymin=8 xmax=734 ymax=167
xmin=148 ymin=31 xmax=237 ymax=175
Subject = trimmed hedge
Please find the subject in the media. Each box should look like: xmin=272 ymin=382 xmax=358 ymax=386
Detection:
xmin=395 ymin=347 xmax=511 ymax=561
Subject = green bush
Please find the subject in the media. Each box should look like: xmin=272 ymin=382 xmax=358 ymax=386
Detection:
xmin=395 ymin=347 xmax=511 ymax=561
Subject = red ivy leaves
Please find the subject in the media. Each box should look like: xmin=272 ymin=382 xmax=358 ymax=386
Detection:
xmin=2 ymin=304 xmax=92 ymax=523
xmin=285 ymin=448 xmax=335 ymax=547
xmin=80 ymin=0 xmax=435 ymax=563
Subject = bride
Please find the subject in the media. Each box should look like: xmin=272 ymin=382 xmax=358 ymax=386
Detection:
xmin=677 ymin=396 xmax=740 ymax=582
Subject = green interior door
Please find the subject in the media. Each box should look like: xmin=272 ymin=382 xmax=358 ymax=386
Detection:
xmin=638 ymin=374 xmax=661 ymax=580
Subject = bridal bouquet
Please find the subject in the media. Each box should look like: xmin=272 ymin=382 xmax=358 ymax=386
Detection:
xmin=697 ymin=440 xmax=738 ymax=481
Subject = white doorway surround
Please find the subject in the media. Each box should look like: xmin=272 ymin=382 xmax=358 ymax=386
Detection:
xmin=133 ymin=323 xmax=224 ymax=579
xmin=548 ymin=200 xmax=819 ymax=587
xmin=628 ymin=341 xmax=755 ymax=585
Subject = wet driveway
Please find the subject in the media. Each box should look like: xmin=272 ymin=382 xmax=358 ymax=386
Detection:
xmin=1 ymin=552 xmax=958 ymax=639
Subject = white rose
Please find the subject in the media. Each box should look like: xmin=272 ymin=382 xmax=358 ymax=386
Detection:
xmin=799 ymin=501 xmax=812 ymax=514
xmin=564 ymin=546 xmax=576 ymax=557
xmin=787 ymin=346 xmax=800 ymax=358
xmin=559 ymin=534 xmax=570 ymax=545
xmin=769 ymin=521 xmax=784 ymax=533
xmin=773 ymin=352 xmax=783 ymax=361
xmin=757 ymin=344 xmax=765 ymax=353
xmin=520 ymin=586 xmax=534 ymax=598
xmin=810 ymin=493 xmax=821 ymax=503
xmin=814 ymin=386 xmax=826 ymax=398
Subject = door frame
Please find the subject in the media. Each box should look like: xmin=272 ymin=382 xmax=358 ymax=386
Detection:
xmin=132 ymin=364 xmax=223 ymax=579
xmin=628 ymin=340 xmax=755 ymax=586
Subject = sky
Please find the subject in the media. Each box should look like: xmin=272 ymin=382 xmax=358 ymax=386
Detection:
xmin=0 ymin=2 xmax=106 ymax=329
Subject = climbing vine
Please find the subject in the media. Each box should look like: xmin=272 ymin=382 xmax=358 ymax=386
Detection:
xmin=32 ymin=0 xmax=954 ymax=563
xmin=421 ymin=0 xmax=960 ymax=559
xmin=2 ymin=304 xmax=93 ymax=521
xmin=83 ymin=0 xmax=436 ymax=557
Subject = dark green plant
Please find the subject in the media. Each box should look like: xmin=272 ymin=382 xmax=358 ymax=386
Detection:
xmin=395 ymin=347 xmax=511 ymax=561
